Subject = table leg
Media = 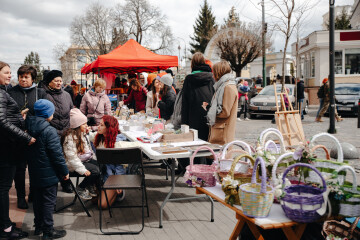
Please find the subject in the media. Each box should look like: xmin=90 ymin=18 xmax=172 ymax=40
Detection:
xmin=244 ymin=219 xmax=265 ymax=240
xmin=159 ymin=158 xmax=176 ymax=228
xmin=282 ymin=223 xmax=306 ymax=240
xmin=230 ymin=214 xmax=245 ymax=240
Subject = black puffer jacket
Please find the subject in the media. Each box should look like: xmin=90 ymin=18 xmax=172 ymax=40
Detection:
xmin=8 ymin=84 xmax=46 ymax=116
xmin=181 ymin=64 xmax=215 ymax=141
xmin=297 ymin=81 xmax=305 ymax=99
xmin=0 ymin=85 xmax=32 ymax=164
xmin=26 ymin=116 xmax=69 ymax=188
xmin=158 ymin=86 xmax=176 ymax=120
xmin=43 ymin=85 xmax=73 ymax=136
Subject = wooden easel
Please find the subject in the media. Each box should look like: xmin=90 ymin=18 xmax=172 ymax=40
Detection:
xmin=274 ymin=83 xmax=305 ymax=146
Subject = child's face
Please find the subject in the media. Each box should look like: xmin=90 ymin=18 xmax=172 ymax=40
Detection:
xmin=80 ymin=123 xmax=88 ymax=133
xmin=97 ymin=119 xmax=106 ymax=135
xmin=46 ymin=115 xmax=53 ymax=122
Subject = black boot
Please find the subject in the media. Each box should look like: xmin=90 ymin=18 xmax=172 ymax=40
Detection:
xmin=42 ymin=229 xmax=66 ymax=240
xmin=0 ymin=227 xmax=29 ymax=239
xmin=17 ymin=198 xmax=28 ymax=209
xmin=27 ymin=191 xmax=33 ymax=203
xmin=61 ymin=180 xmax=73 ymax=193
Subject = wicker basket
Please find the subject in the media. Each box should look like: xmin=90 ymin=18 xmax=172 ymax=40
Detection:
xmin=308 ymin=132 xmax=347 ymax=183
xmin=221 ymin=154 xmax=256 ymax=206
xmin=322 ymin=217 xmax=360 ymax=240
xmin=259 ymin=128 xmax=286 ymax=154
xmin=280 ymin=163 xmax=327 ymax=223
xmin=184 ymin=146 xmax=218 ymax=187
xmin=331 ymin=165 xmax=360 ymax=217
xmin=239 ymin=156 xmax=274 ymax=218
xmin=310 ymin=144 xmax=331 ymax=160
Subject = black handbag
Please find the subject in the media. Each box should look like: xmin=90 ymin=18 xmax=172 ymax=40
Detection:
xmin=87 ymin=96 xmax=102 ymax=126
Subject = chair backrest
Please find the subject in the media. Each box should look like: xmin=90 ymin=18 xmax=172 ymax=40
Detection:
xmin=96 ymin=147 xmax=143 ymax=165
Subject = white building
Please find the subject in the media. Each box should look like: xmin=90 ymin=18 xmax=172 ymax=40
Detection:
xmin=322 ymin=5 xmax=353 ymax=30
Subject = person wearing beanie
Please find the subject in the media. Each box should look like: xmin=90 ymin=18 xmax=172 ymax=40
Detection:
xmin=25 ymin=99 xmax=69 ymax=239
xmin=157 ymin=74 xmax=176 ymax=120
xmin=61 ymin=108 xmax=99 ymax=200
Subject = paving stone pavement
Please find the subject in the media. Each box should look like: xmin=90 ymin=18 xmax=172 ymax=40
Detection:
xmin=11 ymin=107 xmax=360 ymax=239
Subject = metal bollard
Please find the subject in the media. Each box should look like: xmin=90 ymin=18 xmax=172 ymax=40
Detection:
xmin=358 ymin=99 xmax=360 ymax=128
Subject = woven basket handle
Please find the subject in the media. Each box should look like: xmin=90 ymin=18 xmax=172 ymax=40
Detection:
xmin=310 ymin=133 xmax=343 ymax=163
xmin=220 ymin=140 xmax=252 ymax=159
xmin=310 ymin=145 xmax=330 ymax=160
xmin=336 ymin=165 xmax=358 ymax=192
xmin=225 ymin=149 xmax=248 ymax=159
xmin=259 ymin=128 xmax=282 ymax=142
xmin=283 ymin=163 xmax=327 ymax=193
xmin=264 ymin=140 xmax=280 ymax=154
xmin=271 ymin=152 xmax=294 ymax=186
xmin=227 ymin=154 xmax=255 ymax=179
xmin=189 ymin=146 xmax=217 ymax=172
xmin=261 ymin=131 xmax=286 ymax=153
xmin=251 ymin=157 xmax=267 ymax=194
xmin=348 ymin=217 xmax=360 ymax=238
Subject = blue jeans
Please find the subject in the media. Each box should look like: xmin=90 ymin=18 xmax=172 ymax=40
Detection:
xmin=104 ymin=164 xmax=126 ymax=181
xmin=298 ymin=99 xmax=304 ymax=119
xmin=316 ymin=98 xmax=324 ymax=118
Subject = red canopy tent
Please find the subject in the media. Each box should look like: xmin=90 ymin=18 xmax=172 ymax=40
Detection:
xmin=84 ymin=39 xmax=178 ymax=74
xmin=81 ymin=63 xmax=90 ymax=74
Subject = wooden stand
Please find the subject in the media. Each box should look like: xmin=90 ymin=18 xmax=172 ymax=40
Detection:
xmin=274 ymin=83 xmax=305 ymax=146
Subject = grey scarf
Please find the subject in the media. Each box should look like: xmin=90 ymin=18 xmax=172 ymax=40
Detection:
xmin=207 ymin=73 xmax=236 ymax=126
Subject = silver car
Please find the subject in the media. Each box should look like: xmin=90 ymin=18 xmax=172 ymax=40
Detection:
xmin=248 ymin=84 xmax=308 ymax=118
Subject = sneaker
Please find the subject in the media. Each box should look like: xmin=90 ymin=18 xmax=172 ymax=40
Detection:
xmin=17 ymin=198 xmax=28 ymax=209
xmin=86 ymin=185 xmax=97 ymax=197
xmin=42 ymin=229 xmax=66 ymax=240
xmin=0 ymin=226 xmax=29 ymax=239
xmin=237 ymin=118 xmax=242 ymax=121
xmin=244 ymin=118 xmax=250 ymax=121
xmin=75 ymin=187 xmax=92 ymax=200
xmin=116 ymin=190 xmax=125 ymax=202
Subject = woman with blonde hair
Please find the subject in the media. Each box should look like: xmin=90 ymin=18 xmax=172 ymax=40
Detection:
xmin=206 ymin=61 xmax=238 ymax=145
xmin=80 ymin=79 xmax=111 ymax=130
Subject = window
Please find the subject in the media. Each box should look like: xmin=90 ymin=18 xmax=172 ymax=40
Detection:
xmin=310 ymin=52 xmax=315 ymax=77
xmin=335 ymin=50 xmax=343 ymax=74
xmin=77 ymin=56 xmax=87 ymax=70
xmin=345 ymin=48 xmax=360 ymax=75
xmin=77 ymin=49 xmax=86 ymax=55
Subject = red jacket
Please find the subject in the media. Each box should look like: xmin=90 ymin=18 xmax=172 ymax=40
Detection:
xmin=124 ymin=86 xmax=148 ymax=112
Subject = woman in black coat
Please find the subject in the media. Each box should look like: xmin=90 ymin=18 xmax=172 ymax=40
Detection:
xmin=157 ymin=74 xmax=176 ymax=121
xmin=0 ymin=61 xmax=35 ymax=239
xmin=181 ymin=52 xmax=215 ymax=141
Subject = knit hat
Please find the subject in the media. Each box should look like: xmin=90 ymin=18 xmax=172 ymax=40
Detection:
xmin=322 ymin=78 xmax=328 ymax=84
xmin=34 ymin=99 xmax=55 ymax=119
xmin=160 ymin=74 xmax=173 ymax=87
xmin=44 ymin=70 xmax=62 ymax=85
xmin=70 ymin=108 xmax=87 ymax=129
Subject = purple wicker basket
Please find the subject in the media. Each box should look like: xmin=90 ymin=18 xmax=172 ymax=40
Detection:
xmin=280 ymin=163 xmax=327 ymax=223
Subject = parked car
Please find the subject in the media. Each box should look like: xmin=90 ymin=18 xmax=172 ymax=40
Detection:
xmin=248 ymin=84 xmax=308 ymax=118
xmin=334 ymin=83 xmax=360 ymax=116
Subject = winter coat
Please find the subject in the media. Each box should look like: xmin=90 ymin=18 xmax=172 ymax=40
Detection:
xmin=80 ymin=89 xmax=111 ymax=127
xmin=25 ymin=116 xmax=69 ymax=188
xmin=74 ymin=93 xmax=83 ymax=109
xmin=63 ymin=133 xmax=96 ymax=175
xmin=208 ymin=84 xmax=238 ymax=145
xmin=0 ymin=85 xmax=32 ymax=164
xmin=297 ymin=81 xmax=305 ymax=99
xmin=8 ymin=84 xmax=46 ymax=116
xmin=123 ymin=86 xmax=148 ymax=112
xmin=43 ymin=85 xmax=74 ymax=136
xmin=181 ymin=64 xmax=215 ymax=141
xmin=158 ymin=87 xmax=176 ymax=121
xmin=146 ymin=91 xmax=160 ymax=116
xmin=64 ymin=85 xmax=75 ymax=103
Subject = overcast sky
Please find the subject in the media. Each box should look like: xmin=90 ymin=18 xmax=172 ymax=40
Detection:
xmin=0 ymin=0 xmax=355 ymax=73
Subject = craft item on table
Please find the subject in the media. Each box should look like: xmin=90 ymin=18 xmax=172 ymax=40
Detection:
xmin=160 ymin=131 xmax=194 ymax=143
xmin=184 ymin=146 xmax=218 ymax=187
xmin=327 ymin=165 xmax=360 ymax=217
xmin=218 ymin=140 xmax=253 ymax=174
xmin=181 ymin=124 xmax=189 ymax=133
xmin=152 ymin=122 xmax=165 ymax=132
xmin=190 ymin=129 xmax=198 ymax=140
xmin=322 ymin=217 xmax=360 ymax=240
xmin=184 ymin=144 xmax=222 ymax=152
xmin=221 ymin=154 xmax=256 ymax=206
xmin=279 ymin=163 xmax=328 ymax=223
xmin=151 ymin=146 xmax=189 ymax=154
xmin=239 ymin=156 xmax=274 ymax=218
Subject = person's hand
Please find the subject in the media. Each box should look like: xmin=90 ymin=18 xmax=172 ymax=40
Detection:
xmin=28 ymin=137 xmax=36 ymax=146
xmin=63 ymin=174 xmax=69 ymax=180
xmin=201 ymin=102 xmax=209 ymax=111
xmin=118 ymin=101 xmax=124 ymax=107
xmin=21 ymin=108 xmax=29 ymax=120
xmin=139 ymin=110 xmax=145 ymax=114
xmin=84 ymin=170 xmax=91 ymax=176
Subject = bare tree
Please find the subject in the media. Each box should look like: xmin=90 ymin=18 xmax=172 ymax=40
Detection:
xmin=70 ymin=2 xmax=127 ymax=58
xmin=217 ymin=22 xmax=270 ymax=77
xmin=268 ymin=0 xmax=314 ymax=89
xmin=118 ymin=0 xmax=174 ymax=53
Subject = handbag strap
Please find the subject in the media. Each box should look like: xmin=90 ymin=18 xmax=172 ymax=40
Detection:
xmin=89 ymin=95 xmax=102 ymax=115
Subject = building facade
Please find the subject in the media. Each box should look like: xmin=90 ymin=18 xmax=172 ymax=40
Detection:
xmin=350 ymin=0 xmax=360 ymax=29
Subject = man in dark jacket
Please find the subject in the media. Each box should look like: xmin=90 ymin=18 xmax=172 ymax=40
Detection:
xmin=181 ymin=60 xmax=215 ymax=141
xmin=296 ymin=78 xmax=305 ymax=120
xmin=8 ymin=65 xmax=46 ymax=209
xmin=26 ymin=99 xmax=69 ymax=239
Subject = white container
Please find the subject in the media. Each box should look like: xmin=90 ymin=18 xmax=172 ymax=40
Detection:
xmin=190 ymin=129 xmax=198 ymax=140
xmin=181 ymin=124 xmax=189 ymax=133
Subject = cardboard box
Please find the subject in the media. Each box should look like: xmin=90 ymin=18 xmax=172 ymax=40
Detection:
xmin=160 ymin=131 xmax=194 ymax=143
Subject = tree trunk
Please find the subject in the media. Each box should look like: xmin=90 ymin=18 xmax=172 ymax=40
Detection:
xmin=236 ymin=70 xmax=241 ymax=77
xmin=281 ymin=38 xmax=288 ymax=92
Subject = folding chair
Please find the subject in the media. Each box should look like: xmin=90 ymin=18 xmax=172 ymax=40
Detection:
xmin=55 ymin=172 xmax=91 ymax=217
xmin=96 ymin=147 xmax=149 ymax=235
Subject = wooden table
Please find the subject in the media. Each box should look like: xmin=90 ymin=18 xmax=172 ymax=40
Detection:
xmin=196 ymin=184 xmax=307 ymax=240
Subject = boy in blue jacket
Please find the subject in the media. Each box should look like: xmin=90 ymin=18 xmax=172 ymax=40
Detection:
xmin=26 ymin=99 xmax=69 ymax=240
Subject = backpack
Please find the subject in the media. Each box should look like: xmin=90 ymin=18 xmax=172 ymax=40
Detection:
xmin=317 ymin=85 xmax=325 ymax=98
xmin=170 ymin=89 xmax=183 ymax=130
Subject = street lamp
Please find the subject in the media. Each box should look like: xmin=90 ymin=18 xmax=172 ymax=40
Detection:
xmin=328 ymin=0 xmax=336 ymax=133
xmin=178 ymin=45 xmax=181 ymax=69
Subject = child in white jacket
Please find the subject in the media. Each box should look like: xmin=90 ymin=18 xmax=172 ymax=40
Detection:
xmin=62 ymin=108 xmax=99 ymax=200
